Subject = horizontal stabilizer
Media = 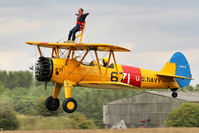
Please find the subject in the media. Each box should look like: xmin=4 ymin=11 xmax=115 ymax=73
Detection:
xmin=157 ymin=73 xmax=193 ymax=80
xmin=77 ymin=81 xmax=137 ymax=90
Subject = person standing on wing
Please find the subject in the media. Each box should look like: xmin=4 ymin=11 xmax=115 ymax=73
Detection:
xmin=67 ymin=8 xmax=89 ymax=43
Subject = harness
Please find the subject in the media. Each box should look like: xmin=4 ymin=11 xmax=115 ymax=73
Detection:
xmin=77 ymin=15 xmax=85 ymax=30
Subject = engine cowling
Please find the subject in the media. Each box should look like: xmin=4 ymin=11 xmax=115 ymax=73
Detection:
xmin=35 ymin=57 xmax=53 ymax=82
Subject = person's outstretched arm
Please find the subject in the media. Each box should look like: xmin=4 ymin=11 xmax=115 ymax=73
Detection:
xmin=83 ymin=12 xmax=90 ymax=19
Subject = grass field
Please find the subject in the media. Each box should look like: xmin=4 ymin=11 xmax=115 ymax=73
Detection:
xmin=1 ymin=128 xmax=199 ymax=133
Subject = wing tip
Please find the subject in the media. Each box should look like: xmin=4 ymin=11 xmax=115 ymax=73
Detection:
xmin=26 ymin=41 xmax=31 ymax=44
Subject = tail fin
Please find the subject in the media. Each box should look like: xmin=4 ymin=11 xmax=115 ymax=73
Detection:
xmin=160 ymin=52 xmax=192 ymax=88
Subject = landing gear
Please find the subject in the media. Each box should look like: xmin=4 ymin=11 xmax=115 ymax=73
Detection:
xmin=172 ymin=91 xmax=178 ymax=98
xmin=45 ymin=81 xmax=78 ymax=113
xmin=171 ymin=88 xmax=178 ymax=98
xmin=62 ymin=98 xmax=77 ymax=113
xmin=45 ymin=96 xmax=60 ymax=111
xmin=61 ymin=81 xmax=77 ymax=113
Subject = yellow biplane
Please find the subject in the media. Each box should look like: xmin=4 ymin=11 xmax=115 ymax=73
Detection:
xmin=26 ymin=26 xmax=192 ymax=113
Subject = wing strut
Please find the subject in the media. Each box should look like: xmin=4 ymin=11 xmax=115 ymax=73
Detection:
xmin=104 ymin=50 xmax=112 ymax=81
xmin=111 ymin=50 xmax=120 ymax=80
xmin=37 ymin=46 xmax=42 ymax=56
xmin=51 ymin=48 xmax=55 ymax=58
xmin=55 ymin=47 xmax=60 ymax=58
xmin=72 ymin=50 xmax=75 ymax=59
xmin=94 ymin=50 xmax=102 ymax=80
xmin=66 ymin=47 xmax=72 ymax=64
xmin=79 ymin=49 xmax=89 ymax=65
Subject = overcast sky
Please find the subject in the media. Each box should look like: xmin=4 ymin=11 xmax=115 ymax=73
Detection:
xmin=0 ymin=0 xmax=199 ymax=86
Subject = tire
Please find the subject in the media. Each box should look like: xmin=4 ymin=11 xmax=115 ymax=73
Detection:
xmin=172 ymin=91 xmax=178 ymax=98
xmin=62 ymin=98 xmax=77 ymax=113
xmin=45 ymin=96 xmax=60 ymax=111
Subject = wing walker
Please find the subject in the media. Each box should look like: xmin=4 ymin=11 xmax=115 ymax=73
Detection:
xmin=26 ymin=22 xmax=193 ymax=113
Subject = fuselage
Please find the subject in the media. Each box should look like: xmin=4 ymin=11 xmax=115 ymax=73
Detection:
xmin=51 ymin=58 xmax=179 ymax=89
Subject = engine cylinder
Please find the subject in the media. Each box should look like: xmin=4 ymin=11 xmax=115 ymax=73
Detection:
xmin=35 ymin=57 xmax=53 ymax=82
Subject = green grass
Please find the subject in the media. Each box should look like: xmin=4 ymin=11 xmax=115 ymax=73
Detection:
xmin=17 ymin=114 xmax=71 ymax=130
xmin=1 ymin=128 xmax=199 ymax=133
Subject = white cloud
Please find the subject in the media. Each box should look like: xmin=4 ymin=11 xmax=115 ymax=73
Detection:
xmin=0 ymin=1 xmax=199 ymax=86
xmin=182 ymin=49 xmax=199 ymax=65
xmin=116 ymin=48 xmax=199 ymax=67
xmin=0 ymin=18 xmax=42 ymax=36
xmin=0 ymin=51 xmax=32 ymax=71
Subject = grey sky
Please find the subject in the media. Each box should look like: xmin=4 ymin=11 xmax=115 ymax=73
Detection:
xmin=0 ymin=0 xmax=198 ymax=86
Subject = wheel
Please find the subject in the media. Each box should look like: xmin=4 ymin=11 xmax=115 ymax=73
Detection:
xmin=62 ymin=98 xmax=77 ymax=113
xmin=45 ymin=96 xmax=60 ymax=111
xmin=172 ymin=91 xmax=178 ymax=98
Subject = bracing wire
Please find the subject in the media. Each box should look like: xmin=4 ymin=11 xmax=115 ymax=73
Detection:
xmin=85 ymin=25 xmax=90 ymax=44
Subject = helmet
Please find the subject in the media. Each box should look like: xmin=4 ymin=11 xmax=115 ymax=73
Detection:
xmin=103 ymin=57 xmax=108 ymax=63
xmin=102 ymin=57 xmax=108 ymax=67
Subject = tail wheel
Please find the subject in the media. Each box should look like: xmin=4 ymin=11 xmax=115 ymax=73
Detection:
xmin=45 ymin=96 xmax=60 ymax=111
xmin=62 ymin=98 xmax=77 ymax=113
xmin=172 ymin=91 xmax=178 ymax=98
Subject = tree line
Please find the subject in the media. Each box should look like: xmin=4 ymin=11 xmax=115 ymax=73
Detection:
xmin=0 ymin=71 xmax=140 ymax=129
xmin=0 ymin=70 xmax=198 ymax=130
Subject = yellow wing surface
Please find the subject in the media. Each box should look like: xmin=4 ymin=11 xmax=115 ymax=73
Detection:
xmin=26 ymin=41 xmax=131 ymax=52
xmin=78 ymin=81 xmax=137 ymax=90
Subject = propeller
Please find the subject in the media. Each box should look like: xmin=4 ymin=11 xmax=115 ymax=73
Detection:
xmin=29 ymin=54 xmax=37 ymax=88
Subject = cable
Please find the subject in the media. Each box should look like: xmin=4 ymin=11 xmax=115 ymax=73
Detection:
xmin=85 ymin=25 xmax=90 ymax=44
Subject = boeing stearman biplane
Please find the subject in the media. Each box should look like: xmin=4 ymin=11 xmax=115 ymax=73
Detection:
xmin=26 ymin=24 xmax=193 ymax=113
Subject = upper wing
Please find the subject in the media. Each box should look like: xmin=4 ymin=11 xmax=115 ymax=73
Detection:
xmin=156 ymin=73 xmax=193 ymax=80
xmin=26 ymin=41 xmax=131 ymax=52
xmin=77 ymin=81 xmax=138 ymax=90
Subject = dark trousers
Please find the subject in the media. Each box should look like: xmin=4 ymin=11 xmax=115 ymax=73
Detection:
xmin=68 ymin=25 xmax=81 ymax=41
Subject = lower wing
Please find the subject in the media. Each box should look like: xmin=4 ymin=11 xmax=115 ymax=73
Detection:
xmin=77 ymin=81 xmax=138 ymax=90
